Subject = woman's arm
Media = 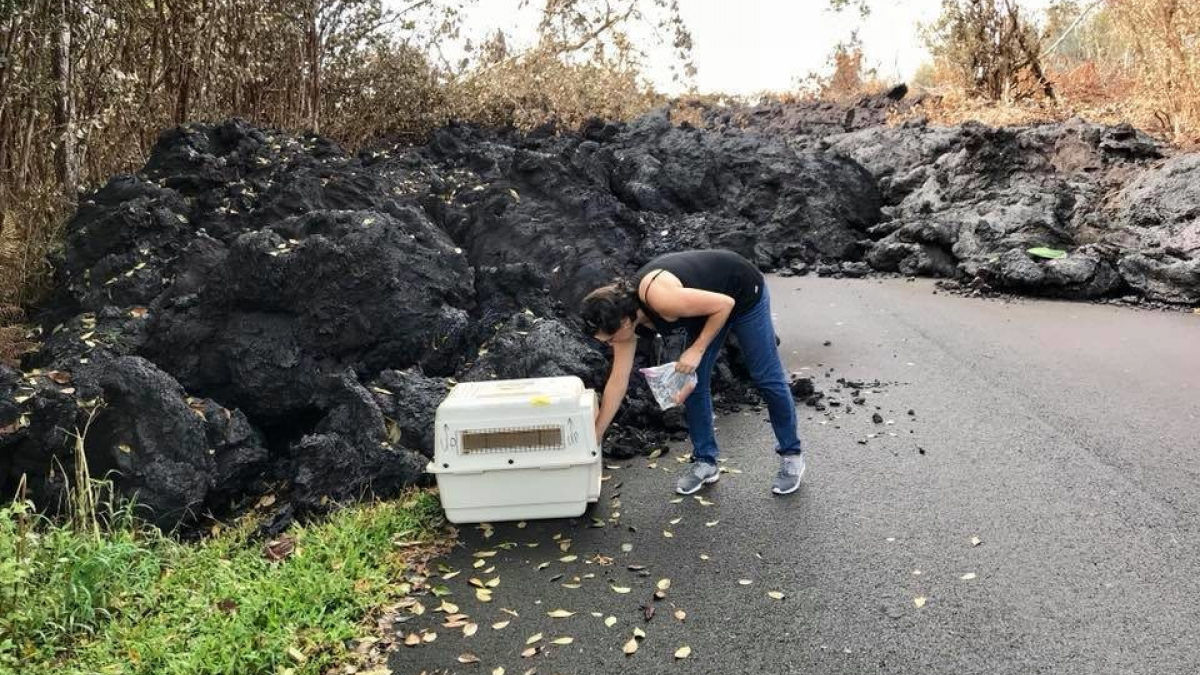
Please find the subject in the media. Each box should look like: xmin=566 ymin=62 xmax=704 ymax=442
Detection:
xmin=644 ymin=285 xmax=735 ymax=374
xmin=595 ymin=335 xmax=636 ymax=441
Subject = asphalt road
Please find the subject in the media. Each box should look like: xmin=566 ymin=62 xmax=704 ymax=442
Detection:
xmin=389 ymin=276 xmax=1200 ymax=675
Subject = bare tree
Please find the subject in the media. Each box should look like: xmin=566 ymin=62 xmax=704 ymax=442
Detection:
xmin=51 ymin=0 xmax=76 ymax=199
xmin=924 ymin=0 xmax=1054 ymax=100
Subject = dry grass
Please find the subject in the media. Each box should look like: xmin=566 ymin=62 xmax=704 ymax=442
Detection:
xmin=444 ymin=46 xmax=664 ymax=132
xmin=901 ymin=1 xmax=1200 ymax=146
xmin=0 ymin=305 xmax=32 ymax=366
xmin=901 ymin=59 xmax=1196 ymax=145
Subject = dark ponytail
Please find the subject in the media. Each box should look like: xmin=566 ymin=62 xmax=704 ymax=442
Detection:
xmin=580 ymin=277 xmax=639 ymax=336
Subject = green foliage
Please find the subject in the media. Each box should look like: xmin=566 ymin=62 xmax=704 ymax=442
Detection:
xmin=0 ymin=491 xmax=445 ymax=675
xmin=1028 ymin=247 xmax=1068 ymax=259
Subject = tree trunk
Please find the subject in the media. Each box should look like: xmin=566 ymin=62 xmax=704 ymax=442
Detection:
xmin=306 ymin=1 xmax=321 ymax=132
xmin=52 ymin=0 xmax=78 ymax=200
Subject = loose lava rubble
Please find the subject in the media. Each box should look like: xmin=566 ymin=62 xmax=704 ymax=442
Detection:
xmin=2 ymin=87 xmax=1198 ymax=530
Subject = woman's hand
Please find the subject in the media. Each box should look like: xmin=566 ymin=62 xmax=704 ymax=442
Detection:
xmin=675 ymin=346 xmax=704 ymax=374
xmin=674 ymin=379 xmax=696 ymax=404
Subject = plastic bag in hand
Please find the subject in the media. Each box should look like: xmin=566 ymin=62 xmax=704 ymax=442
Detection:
xmin=639 ymin=362 xmax=698 ymax=410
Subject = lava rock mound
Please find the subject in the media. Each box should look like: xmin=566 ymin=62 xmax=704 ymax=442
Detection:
xmin=4 ymin=115 xmax=876 ymax=528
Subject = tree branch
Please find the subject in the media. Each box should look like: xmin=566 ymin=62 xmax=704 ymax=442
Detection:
xmin=1043 ymin=0 xmax=1104 ymax=57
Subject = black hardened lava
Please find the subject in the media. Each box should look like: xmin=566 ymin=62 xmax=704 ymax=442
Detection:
xmin=3 ymin=92 xmax=1197 ymax=530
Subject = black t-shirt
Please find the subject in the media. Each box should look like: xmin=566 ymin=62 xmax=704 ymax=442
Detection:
xmin=634 ymin=249 xmax=764 ymax=337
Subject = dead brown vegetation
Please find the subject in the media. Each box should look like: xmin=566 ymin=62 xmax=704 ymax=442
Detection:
xmin=0 ymin=0 xmax=690 ymax=340
xmin=906 ymin=0 xmax=1200 ymax=145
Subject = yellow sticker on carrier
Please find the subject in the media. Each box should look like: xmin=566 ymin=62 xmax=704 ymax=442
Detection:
xmin=530 ymin=395 xmax=552 ymax=406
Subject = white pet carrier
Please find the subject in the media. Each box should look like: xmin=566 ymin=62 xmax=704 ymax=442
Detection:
xmin=427 ymin=376 xmax=602 ymax=524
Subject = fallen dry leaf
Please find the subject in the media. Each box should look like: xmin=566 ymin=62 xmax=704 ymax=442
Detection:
xmin=914 ymin=597 xmax=927 ymax=608
xmin=675 ymin=646 xmax=692 ymax=659
xmin=437 ymin=601 xmax=459 ymax=614
xmin=669 ymin=517 xmax=682 ymax=525
xmin=262 ymin=535 xmax=296 ymax=562
xmin=623 ymin=637 xmax=639 ymax=655
xmin=662 ymin=530 xmax=674 ymax=538
xmin=458 ymin=653 xmax=480 ymax=664
xmin=656 ymin=578 xmax=671 ymax=591
xmin=970 ymin=536 xmax=982 ymax=547
xmin=550 ymin=637 xmax=573 ymax=645
xmin=673 ymin=609 xmax=686 ymax=621
xmin=633 ymin=627 xmax=646 ymax=639
xmin=475 ymin=588 xmax=492 ymax=602
xmin=546 ymin=609 xmax=574 ymax=618
xmin=492 ymin=620 xmax=510 ymax=630
xmin=47 ymin=370 xmax=71 ymax=385
xmin=605 ymin=616 xmax=617 ymax=627
xmin=961 ymin=572 xmax=977 ymax=580
xmin=526 ymin=633 xmax=543 ymax=645
xmin=705 ymin=520 xmax=719 ymax=527
xmin=521 ymin=646 xmax=539 ymax=658
xmin=767 ymin=591 xmax=785 ymax=600
xmin=738 ymin=579 xmax=753 ymax=586
xmin=611 ymin=585 xmax=631 ymax=594
xmin=463 ymin=623 xmax=478 ymax=637
xmin=492 ymin=668 xmax=505 ymax=675
xmin=559 ymin=555 xmax=578 ymax=563
xmin=403 ymin=633 xmax=421 ymax=647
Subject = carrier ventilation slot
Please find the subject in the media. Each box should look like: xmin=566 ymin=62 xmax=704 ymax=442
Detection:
xmin=460 ymin=426 xmax=565 ymax=454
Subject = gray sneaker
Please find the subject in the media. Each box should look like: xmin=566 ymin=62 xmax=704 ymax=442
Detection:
xmin=676 ymin=461 xmax=720 ymax=495
xmin=771 ymin=454 xmax=806 ymax=495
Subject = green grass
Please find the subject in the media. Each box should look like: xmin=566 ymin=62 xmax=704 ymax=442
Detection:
xmin=0 ymin=490 xmax=447 ymax=675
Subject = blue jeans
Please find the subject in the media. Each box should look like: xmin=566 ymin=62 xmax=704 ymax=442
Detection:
xmin=684 ymin=285 xmax=802 ymax=464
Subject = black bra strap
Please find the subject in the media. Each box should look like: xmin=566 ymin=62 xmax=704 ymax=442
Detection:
xmin=642 ymin=269 xmax=667 ymax=305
